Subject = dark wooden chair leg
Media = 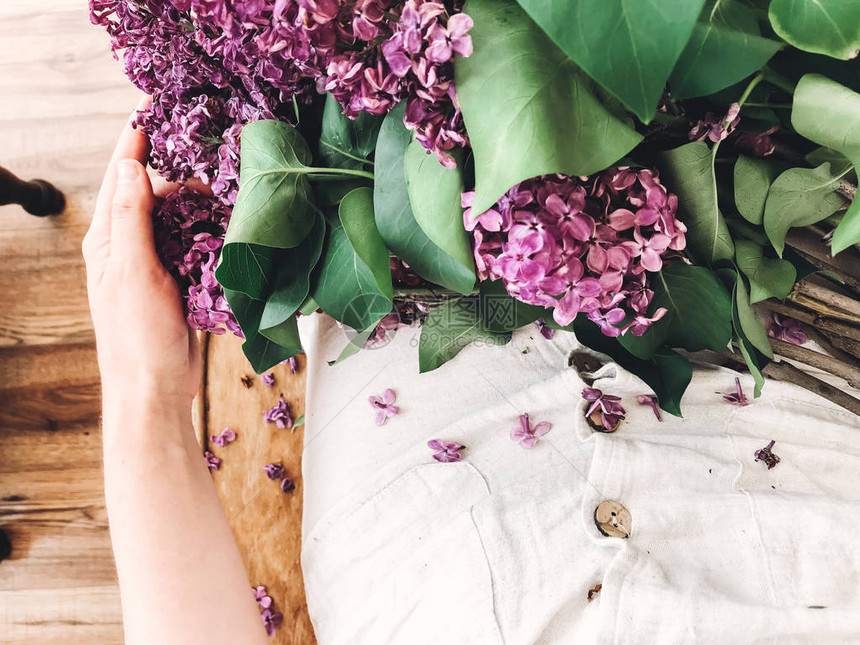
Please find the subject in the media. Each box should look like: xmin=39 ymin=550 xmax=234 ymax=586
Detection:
xmin=0 ymin=165 xmax=65 ymax=216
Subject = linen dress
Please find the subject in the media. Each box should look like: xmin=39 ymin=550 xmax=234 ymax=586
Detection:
xmin=297 ymin=314 xmax=860 ymax=645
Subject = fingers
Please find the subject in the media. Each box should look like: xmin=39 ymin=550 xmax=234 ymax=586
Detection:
xmin=109 ymin=159 xmax=158 ymax=265
xmin=89 ymin=100 xmax=153 ymax=250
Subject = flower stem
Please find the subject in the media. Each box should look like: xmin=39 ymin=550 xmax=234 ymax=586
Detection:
xmin=253 ymin=166 xmax=375 ymax=181
xmin=760 ymin=66 xmax=797 ymax=94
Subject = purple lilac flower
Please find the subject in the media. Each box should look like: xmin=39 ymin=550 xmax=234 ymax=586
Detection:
xmin=263 ymin=463 xmax=286 ymax=480
xmin=263 ymin=395 xmax=293 ymax=429
xmin=211 ymin=427 xmax=237 ymax=447
xmin=534 ymin=319 xmax=555 ymax=339
xmin=735 ymin=126 xmax=778 ymax=157
xmin=719 ymin=377 xmax=749 ymax=406
xmin=262 ymin=372 xmax=276 ymax=388
xmin=204 ymin=450 xmax=222 ymax=471
xmin=510 ymin=413 xmax=552 ymax=450
xmin=253 ymin=586 xmax=273 ymax=610
xmin=152 ymin=187 xmax=240 ymax=336
xmin=768 ymin=313 xmax=807 ymax=346
xmin=637 ymin=394 xmax=662 ymax=421
xmin=287 ymin=356 xmax=299 ymax=374
xmin=261 ymin=608 xmax=284 ymax=637
xmin=280 ymin=477 xmax=296 ymax=493
xmin=689 ymin=102 xmax=741 ymax=143
xmin=464 ymin=168 xmax=683 ymax=337
xmin=368 ymin=388 xmax=400 ymax=426
xmin=754 ymin=440 xmax=781 ymax=469
xmin=428 ymin=439 xmax=465 ymax=462
xmin=582 ymin=388 xmax=626 ymax=432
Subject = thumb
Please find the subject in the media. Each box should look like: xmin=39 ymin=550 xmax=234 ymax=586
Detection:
xmin=110 ymin=159 xmax=157 ymax=264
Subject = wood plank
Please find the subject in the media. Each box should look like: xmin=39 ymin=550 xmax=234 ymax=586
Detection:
xmin=205 ymin=333 xmax=315 ymax=644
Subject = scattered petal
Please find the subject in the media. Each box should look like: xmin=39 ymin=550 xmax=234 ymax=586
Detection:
xmin=260 ymin=608 xmax=283 ymax=637
xmin=280 ymin=477 xmax=295 ymax=493
xmin=262 ymin=372 xmax=276 ymax=388
xmin=240 ymin=375 xmax=254 ymax=389
xmin=636 ymin=394 xmax=662 ymax=422
xmin=754 ymin=440 xmax=781 ymax=469
xmin=428 ymin=439 xmax=465 ymax=463
xmin=582 ymin=388 xmax=626 ymax=432
xmin=211 ymin=427 xmax=237 ymax=447
xmin=510 ymin=413 xmax=552 ymax=449
xmin=369 ymin=388 xmax=399 ymax=426
xmin=719 ymin=378 xmax=749 ymax=407
xmin=587 ymin=583 xmax=602 ymax=603
xmin=204 ymin=451 xmax=221 ymax=471
xmin=263 ymin=395 xmax=293 ymax=429
xmin=768 ymin=313 xmax=807 ymax=346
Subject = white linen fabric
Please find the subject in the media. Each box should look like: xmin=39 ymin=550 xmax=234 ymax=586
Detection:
xmin=297 ymin=314 xmax=860 ymax=645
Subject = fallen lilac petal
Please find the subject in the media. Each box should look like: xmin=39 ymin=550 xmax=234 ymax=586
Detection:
xmin=262 ymin=372 xmax=275 ymax=388
xmin=240 ymin=375 xmax=254 ymax=388
xmin=636 ymin=394 xmax=662 ymax=422
xmin=204 ymin=451 xmax=221 ymax=471
xmin=261 ymin=608 xmax=283 ymax=637
xmin=754 ymin=440 xmax=781 ymax=469
xmin=768 ymin=313 xmax=807 ymax=346
xmin=211 ymin=427 xmax=237 ymax=447
xmin=510 ymin=413 xmax=552 ymax=450
xmin=369 ymin=388 xmax=399 ymax=425
xmin=719 ymin=377 xmax=749 ymax=406
xmin=263 ymin=463 xmax=286 ymax=480
xmin=263 ymin=395 xmax=293 ymax=429
xmin=280 ymin=477 xmax=295 ymax=493
xmin=428 ymin=439 xmax=465 ymax=462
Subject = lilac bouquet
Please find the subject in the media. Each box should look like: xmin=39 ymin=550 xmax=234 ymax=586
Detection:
xmin=93 ymin=0 xmax=860 ymax=416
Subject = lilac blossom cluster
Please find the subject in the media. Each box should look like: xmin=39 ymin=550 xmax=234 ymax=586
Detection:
xmin=464 ymin=168 xmax=688 ymax=335
xmin=152 ymin=187 xmax=241 ymax=335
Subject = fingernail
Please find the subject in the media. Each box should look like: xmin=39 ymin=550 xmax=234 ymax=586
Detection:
xmin=117 ymin=159 xmax=139 ymax=183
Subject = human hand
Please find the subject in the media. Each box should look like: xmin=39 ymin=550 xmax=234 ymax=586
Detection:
xmin=83 ymin=105 xmax=200 ymax=409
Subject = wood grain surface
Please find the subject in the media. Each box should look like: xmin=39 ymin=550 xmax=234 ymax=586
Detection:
xmin=0 ymin=3 xmax=315 ymax=643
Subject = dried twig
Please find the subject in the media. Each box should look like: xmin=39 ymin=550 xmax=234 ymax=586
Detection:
xmin=769 ymin=337 xmax=860 ymax=388
xmin=785 ymin=228 xmax=860 ymax=293
xmin=789 ymin=278 xmax=860 ymax=324
xmin=762 ymin=361 xmax=860 ymax=416
xmin=760 ymin=301 xmax=860 ymax=342
xmin=801 ymin=325 xmax=860 ymax=364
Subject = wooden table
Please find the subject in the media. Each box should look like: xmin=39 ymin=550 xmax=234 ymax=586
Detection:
xmin=0 ymin=2 xmax=314 ymax=642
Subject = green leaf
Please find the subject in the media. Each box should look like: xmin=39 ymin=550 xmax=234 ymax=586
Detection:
xmin=732 ymin=271 xmax=773 ymax=359
xmin=326 ymin=328 xmax=375 ymax=367
xmin=791 ymin=74 xmax=860 ymax=253
xmin=478 ymin=279 xmax=546 ymax=333
xmin=733 ymin=155 xmax=786 ymax=225
xmin=311 ymin=219 xmax=392 ymax=333
xmin=732 ymin=290 xmax=767 ymax=398
xmin=514 ymin=0 xmax=707 ymax=123
xmin=403 ymin=140 xmax=475 ymax=277
xmin=657 ymin=142 xmax=735 ymax=265
xmin=216 ymin=244 xmax=278 ymax=300
xmin=648 ymin=262 xmax=734 ymax=352
xmin=222 ymin=289 xmax=301 ymax=373
xmin=227 ymin=120 xmax=316 ymax=249
xmin=373 ymin=105 xmax=476 ymax=294
xmin=457 ymin=0 xmax=643 ymax=214
xmin=259 ymin=215 xmax=326 ymax=333
xmin=573 ymin=316 xmax=692 ymax=417
xmin=769 ymin=0 xmax=860 ymax=60
xmin=339 ymin=187 xmax=393 ymax=300
xmin=319 ymin=94 xmax=383 ymax=169
xmin=763 ymin=161 xmax=850 ymax=256
xmin=293 ymin=413 xmax=305 ymax=427
xmin=418 ymin=297 xmax=511 ymax=373
xmin=669 ymin=0 xmax=781 ymax=99
xmin=735 ymin=239 xmax=796 ymax=303
xmin=617 ymin=311 xmax=671 ymax=360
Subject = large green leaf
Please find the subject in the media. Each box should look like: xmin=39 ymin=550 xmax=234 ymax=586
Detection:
xmin=658 ymin=142 xmax=735 ymax=265
xmin=648 ymin=262 xmax=734 ymax=352
xmin=226 ymin=120 xmax=316 ymax=249
xmin=735 ymin=239 xmax=796 ymax=303
xmin=763 ymin=161 xmax=851 ymax=256
xmin=403 ymin=140 xmax=475 ymax=276
xmin=259 ymin=215 xmax=326 ymax=333
xmin=456 ymin=0 xmax=643 ymax=214
xmin=311 ymin=219 xmax=392 ymax=333
xmin=319 ymin=94 xmax=383 ymax=170
xmin=573 ymin=316 xmax=692 ymax=417
xmin=769 ymin=0 xmax=860 ymax=60
xmin=339 ymin=187 xmax=393 ymax=300
xmin=418 ymin=297 xmax=511 ymax=373
xmin=222 ymin=288 xmax=300 ymax=372
xmin=514 ymin=0 xmax=706 ymax=123
xmin=791 ymin=74 xmax=860 ymax=253
xmin=373 ymin=105 xmax=475 ymax=294
xmin=732 ymin=271 xmax=773 ymax=359
xmin=216 ymin=244 xmax=278 ymax=300
xmin=733 ymin=155 xmax=786 ymax=225
xmin=669 ymin=0 xmax=781 ymax=99
xmin=729 ymin=272 xmax=768 ymax=397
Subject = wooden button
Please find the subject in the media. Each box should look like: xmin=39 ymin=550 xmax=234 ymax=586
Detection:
xmin=594 ymin=500 xmax=632 ymax=538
